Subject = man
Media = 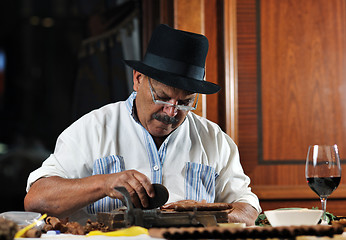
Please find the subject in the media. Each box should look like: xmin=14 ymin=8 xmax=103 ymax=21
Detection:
xmin=24 ymin=24 xmax=261 ymax=226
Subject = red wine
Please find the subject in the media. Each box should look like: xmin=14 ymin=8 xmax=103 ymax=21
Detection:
xmin=306 ymin=177 xmax=341 ymax=198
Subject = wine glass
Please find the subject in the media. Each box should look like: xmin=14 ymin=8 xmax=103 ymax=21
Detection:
xmin=305 ymin=144 xmax=342 ymax=224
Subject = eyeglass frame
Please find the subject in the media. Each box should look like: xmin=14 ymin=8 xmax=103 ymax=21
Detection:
xmin=147 ymin=77 xmax=199 ymax=111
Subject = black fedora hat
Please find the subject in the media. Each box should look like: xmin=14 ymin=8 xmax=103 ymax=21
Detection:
xmin=124 ymin=24 xmax=221 ymax=94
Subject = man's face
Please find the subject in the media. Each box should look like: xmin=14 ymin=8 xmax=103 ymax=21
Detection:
xmin=133 ymin=70 xmax=197 ymax=138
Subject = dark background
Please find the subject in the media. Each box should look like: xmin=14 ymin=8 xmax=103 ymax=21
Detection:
xmin=0 ymin=0 xmax=141 ymax=212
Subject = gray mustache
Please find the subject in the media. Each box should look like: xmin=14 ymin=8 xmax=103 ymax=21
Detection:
xmin=153 ymin=113 xmax=178 ymax=125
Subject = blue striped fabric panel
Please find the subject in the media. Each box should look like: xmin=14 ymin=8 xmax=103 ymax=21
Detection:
xmin=185 ymin=162 xmax=217 ymax=202
xmin=87 ymin=155 xmax=125 ymax=214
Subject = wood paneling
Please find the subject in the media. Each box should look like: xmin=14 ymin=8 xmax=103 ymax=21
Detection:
xmin=237 ymin=0 xmax=259 ymax=175
xmin=261 ymin=0 xmax=346 ymax=162
xmin=204 ymin=0 xmax=224 ymax=127
xmin=254 ymin=184 xmax=346 ymax=200
xmin=254 ymin=184 xmax=346 ymax=214
xmin=237 ymin=0 xmax=346 ymax=215
xmin=223 ymin=0 xmax=239 ymax=142
xmin=159 ymin=0 xmax=174 ymax=27
xmin=141 ymin=0 xmax=160 ymax=55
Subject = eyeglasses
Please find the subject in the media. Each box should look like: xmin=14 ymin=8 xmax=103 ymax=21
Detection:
xmin=148 ymin=78 xmax=199 ymax=111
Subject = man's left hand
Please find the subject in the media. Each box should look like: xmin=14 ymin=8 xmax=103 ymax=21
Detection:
xmin=228 ymin=202 xmax=259 ymax=226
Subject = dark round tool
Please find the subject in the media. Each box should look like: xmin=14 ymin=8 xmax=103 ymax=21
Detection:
xmin=145 ymin=183 xmax=169 ymax=209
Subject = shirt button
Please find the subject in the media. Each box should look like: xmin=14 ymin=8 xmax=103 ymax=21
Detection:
xmin=153 ymin=165 xmax=159 ymax=171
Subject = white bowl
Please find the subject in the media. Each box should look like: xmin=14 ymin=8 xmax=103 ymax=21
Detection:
xmin=264 ymin=208 xmax=323 ymax=227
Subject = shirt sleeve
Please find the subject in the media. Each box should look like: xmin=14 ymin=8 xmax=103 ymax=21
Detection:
xmin=214 ymin=131 xmax=262 ymax=213
xmin=26 ymin=121 xmax=93 ymax=192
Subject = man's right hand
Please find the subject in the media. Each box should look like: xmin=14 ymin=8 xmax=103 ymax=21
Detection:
xmin=103 ymin=170 xmax=155 ymax=208
xmin=24 ymin=170 xmax=155 ymax=218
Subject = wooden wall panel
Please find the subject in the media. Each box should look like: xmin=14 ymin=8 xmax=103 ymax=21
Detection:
xmin=261 ymin=0 xmax=346 ymax=162
xmin=237 ymin=0 xmax=346 ymax=215
xmin=223 ymin=0 xmax=239 ymax=142
xmin=237 ymin=0 xmax=259 ymax=176
xmin=204 ymin=0 xmax=224 ymax=127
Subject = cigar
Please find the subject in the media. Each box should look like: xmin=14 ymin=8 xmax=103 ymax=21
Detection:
xmin=23 ymin=228 xmax=42 ymax=238
xmin=174 ymin=202 xmax=233 ymax=211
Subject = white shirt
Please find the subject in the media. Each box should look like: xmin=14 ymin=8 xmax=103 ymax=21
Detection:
xmin=27 ymin=92 xmax=261 ymax=221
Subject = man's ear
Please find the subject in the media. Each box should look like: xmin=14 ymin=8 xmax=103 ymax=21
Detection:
xmin=133 ymin=70 xmax=143 ymax=91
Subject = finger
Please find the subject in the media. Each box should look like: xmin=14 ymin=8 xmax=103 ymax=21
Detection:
xmin=108 ymin=189 xmax=123 ymax=200
xmin=133 ymin=172 xmax=155 ymax=198
xmin=124 ymin=182 xmax=143 ymax=208
xmin=107 ymin=180 xmax=141 ymax=209
xmin=127 ymin=178 xmax=150 ymax=208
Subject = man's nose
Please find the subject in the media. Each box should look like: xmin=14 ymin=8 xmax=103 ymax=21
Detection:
xmin=163 ymin=104 xmax=178 ymax=117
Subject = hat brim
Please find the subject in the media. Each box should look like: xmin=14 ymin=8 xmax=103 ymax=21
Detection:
xmin=124 ymin=60 xmax=221 ymax=94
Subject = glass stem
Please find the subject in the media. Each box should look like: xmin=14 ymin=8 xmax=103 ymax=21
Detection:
xmin=320 ymin=197 xmax=327 ymax=222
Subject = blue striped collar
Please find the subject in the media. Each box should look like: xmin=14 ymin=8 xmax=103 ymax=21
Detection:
xmin=125 ymin=91 xmax=139 ymax=123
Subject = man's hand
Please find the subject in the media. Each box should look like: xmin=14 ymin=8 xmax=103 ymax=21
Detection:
xmin=25 ymin=170 xmax=155 ymax=218
xmin=228 ymin=202 xmax=259 ymax=226
xmin=103 ymin=170 xmax=155 ymax=208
